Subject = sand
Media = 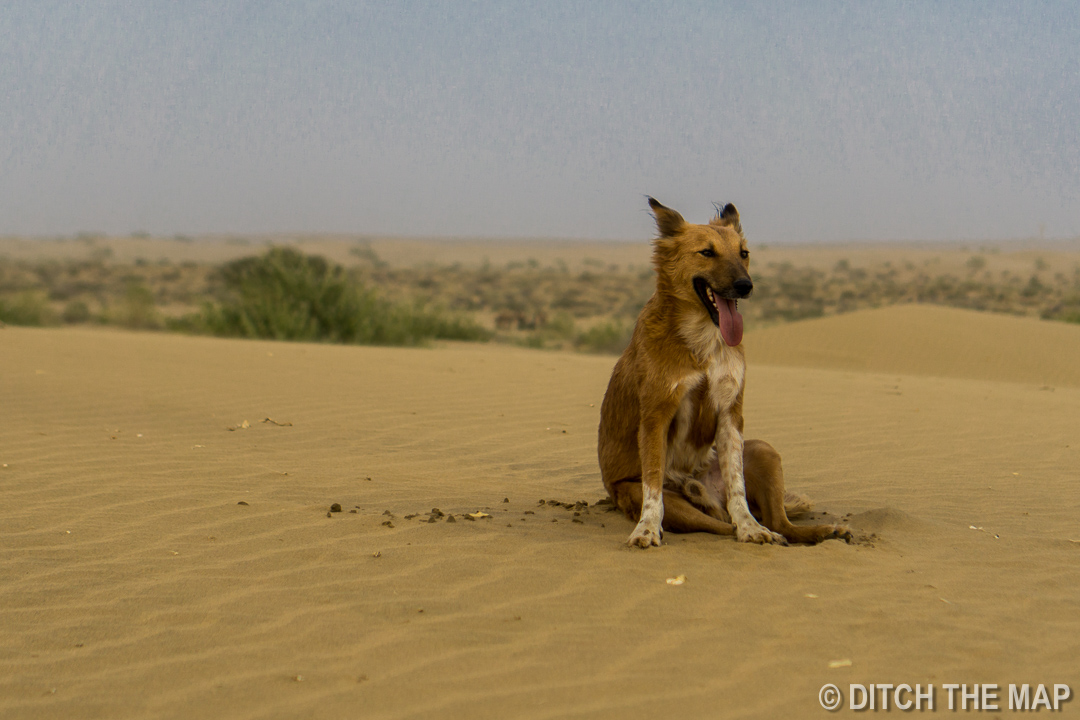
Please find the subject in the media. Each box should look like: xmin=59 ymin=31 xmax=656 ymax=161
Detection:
xmin=3 ymin=305 xmax=1080 ymax=718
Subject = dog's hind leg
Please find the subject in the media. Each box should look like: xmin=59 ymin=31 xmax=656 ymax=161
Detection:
xmin=612 ymin=480 xmax=736 ymax=536
xmin=743 ymin=439 xmax=851 ymax=544
xmin=662 ymin=492 xmax=737 ymax=535
xmin=665 ymin=472 xmax=731 ymax=522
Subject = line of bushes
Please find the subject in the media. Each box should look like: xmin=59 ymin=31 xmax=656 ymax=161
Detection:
xmin=0 ymin=283 xmax=166 ymax=329
xmin=172 ymin=248 xmax=490 ymax=346
xmin=0 ymin=292 xmax=56 ymax=326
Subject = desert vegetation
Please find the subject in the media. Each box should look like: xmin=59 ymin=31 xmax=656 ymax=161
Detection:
xmin=176 ymin=248 xmax=488 ymax=345
xmin=3 ymin=239 xmax=1080 ymax=352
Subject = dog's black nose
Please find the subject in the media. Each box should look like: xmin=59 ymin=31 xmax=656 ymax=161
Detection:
xmin=733 ymin=278 xmax=753 ymax=297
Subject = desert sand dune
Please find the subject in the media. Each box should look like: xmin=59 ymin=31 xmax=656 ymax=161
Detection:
xmin=2 ymin=306 xmax=1078 ymax=718
xmin=749 ymin=304 xmax=1080 ymax=387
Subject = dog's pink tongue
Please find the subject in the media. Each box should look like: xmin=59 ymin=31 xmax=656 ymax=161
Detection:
xmin=718 ymin=298 xmax=743 ymax=347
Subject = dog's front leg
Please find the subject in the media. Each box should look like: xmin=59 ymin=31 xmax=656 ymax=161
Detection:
xmin=628 ymin=411 xmax=673 ymax=548
xmin=716 ymin=417 xmax=786 ymax=545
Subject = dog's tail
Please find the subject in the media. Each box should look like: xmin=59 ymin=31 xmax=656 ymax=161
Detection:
xmin=784 ymin=492 xmax=813 ymax=518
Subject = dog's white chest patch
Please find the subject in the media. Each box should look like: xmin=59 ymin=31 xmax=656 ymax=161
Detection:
xmin=707 ymin=349 xmax=745 ymax=409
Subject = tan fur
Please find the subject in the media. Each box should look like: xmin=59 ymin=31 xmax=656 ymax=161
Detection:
xmin=597 ymin=198 xmax=850 ymax=547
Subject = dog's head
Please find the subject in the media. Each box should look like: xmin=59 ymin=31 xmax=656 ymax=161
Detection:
xmin=648 ymin=196 xmax=751 ymax=347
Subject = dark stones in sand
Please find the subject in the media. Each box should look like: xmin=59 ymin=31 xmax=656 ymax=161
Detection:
xmin=330 ymin=503 xmax=342 ymax=513
xmin=427 ymin=516 xmax=438 ymax=523
xmin=237 ymin=501 xmax=249 ymax=506
xmin=349 ymin=509 xmax=358 ymax=514
xmin=381 ymin=520 xmax=395 ymax=528
xmin=430 ymin=508 xmax=444 ymax=517
xmin=539 ymin=499 xmax=591 ymax=510
xmin=446 ymin=515 xmax=456 ymax=523
xmin=524 ymin=510 xmax=535 ymax=515
xmin=502 ymin=498 xmax=510 ymax=503
xmin=572 ymin=518 xmax=583 ymax=524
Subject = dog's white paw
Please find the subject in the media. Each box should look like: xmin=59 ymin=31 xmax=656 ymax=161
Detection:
xmin=627 ymin=522 xmax=662 ymax=548
xmin=736 ymin=523 xmax=787 ymax=546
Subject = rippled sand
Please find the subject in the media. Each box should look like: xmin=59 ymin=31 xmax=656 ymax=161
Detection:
xmin=2 ymin=305 xmax=1079 ymax=718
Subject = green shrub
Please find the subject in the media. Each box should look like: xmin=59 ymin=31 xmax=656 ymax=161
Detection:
xmin=0 ymin=292 xmax=57 ymax=326
xmin=62 ymin=300 xmax=92 ymax=324
xmin=517 ymin=334 xmax=546 ymax=349
xmin=384 ymin=298 xmax=492 ymax=343
xmin=575 ymin=320 xmax=633 ymax=354
xmin=191 ymin=248 xmax=488 ymax=346
xmin=545 ymin=311 xmax=576 ymax=340
xmin=113 ymin=282 xmax=162 ymax=329
xmin=966 ymin=255 xmax=986 ymax=272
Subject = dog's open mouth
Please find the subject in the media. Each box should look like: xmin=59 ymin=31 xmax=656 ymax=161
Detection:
xmin=693 ymin=277 xmax=744 ymax=347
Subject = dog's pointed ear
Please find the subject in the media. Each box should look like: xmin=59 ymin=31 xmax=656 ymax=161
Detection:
xmin=710 ymin=202 xmax=743 ymax=236
xmin=648 ymin=197 xmax=686 ymax=237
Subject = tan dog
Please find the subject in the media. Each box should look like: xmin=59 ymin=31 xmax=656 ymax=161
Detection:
xmin=597 ymin=198 xmax=850 ymax=548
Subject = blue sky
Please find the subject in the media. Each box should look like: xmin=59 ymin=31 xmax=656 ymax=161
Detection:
xmin=1 ymin=1 xmax=1078 ymax=242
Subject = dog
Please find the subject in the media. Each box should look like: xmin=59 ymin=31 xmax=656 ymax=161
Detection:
xmin=597 ymin=197 xmax=850 ymax=548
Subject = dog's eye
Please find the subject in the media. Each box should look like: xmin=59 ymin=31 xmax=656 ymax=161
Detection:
xmin=698 ymin=249 xmax=716 ymax=258
xmin=740 ymin=250 xmax=749 ymax=259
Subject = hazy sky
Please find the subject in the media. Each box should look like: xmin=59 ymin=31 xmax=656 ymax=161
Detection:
xmin=2 ymin=1 xmax=1078 ymax=242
